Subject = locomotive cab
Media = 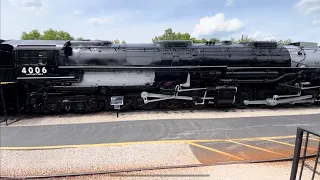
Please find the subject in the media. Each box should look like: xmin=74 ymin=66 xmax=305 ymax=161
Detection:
xmin=2 ymin=40 xmax=73 ymax=81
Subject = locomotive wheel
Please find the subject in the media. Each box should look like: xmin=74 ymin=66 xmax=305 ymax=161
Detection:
xmin=136 ymin=98 xmax=159 ymax=110
xmin=233 ymin=88 xmax=253 ymax=109
xmin=160 ymin=99 xmax=183 ymax=109
xmin=184 ymin=100 xmax=207 ymax=109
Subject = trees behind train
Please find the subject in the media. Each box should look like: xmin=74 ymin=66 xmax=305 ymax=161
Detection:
xmin=21 ymin=28 xmax=292 ymax=45
xmin=21 ymin=29 xmax=76 ymax=40
xmin=152 ymin=28 xmax=219 ymax=44
xmin=152 ymin=28 xmax=293 ymax=45
xmin=113 ymin=39 xmax=126 ymax=44
xmin=21 ymin=29 xmax=126 ymax=44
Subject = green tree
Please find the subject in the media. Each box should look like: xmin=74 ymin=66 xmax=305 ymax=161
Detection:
xmin=76 ymin=37 xmax=85 ymax=41
xmin=21 ymin=29 xmax=42 ymax=40
xmin=190 ymin=38 xmax=207 ymax=43
xmin=152 ymin=28 xmax=220 ymax=44
xmin=152 ymin=28 xmax=193 ymax=42
xmin=113 ymin=39 xmax=127 ymax=44
xmin=21 ymin=29 xmax=75 ymax=40
xmin=152 ymin=28 xmax=295 ymax=46
xmin=209 ymin=38 xmax=220 ymax=43
xmin=276 ymin=39 xmax=292 ymax=45
xmin=232 ymin=35 xmax=256 ymax=44
xmin=41 ymin=29 xmax=74 ymax=40
xmin=231 ymin=35 xmax=292 ymax=45
xmin=175 ymin=32 xmax=191 ymax=40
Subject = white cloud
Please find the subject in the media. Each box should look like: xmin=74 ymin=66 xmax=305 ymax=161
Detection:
xmin=294 ymin=0 xmax=320 ymax=14
xmin=312 ymin=19 xmax=320 ymax=25
xmin=225 ymin=0 xmax=234 ymax=6
xmin=73 ymin=10 xmax=83 ymax=15
xmin=249 ymin=31 xmax=276 ymax=41
xmin=191 ymin=13 xmax=244 ymax=38
xmin=9 ymin=0 xmax=47 ymax=15
xmin=88 ymin=17 xmax=113 ymax=25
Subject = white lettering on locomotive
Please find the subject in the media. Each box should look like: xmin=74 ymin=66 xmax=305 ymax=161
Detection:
xmin=21 ymin=67 xmax=47 ymax=75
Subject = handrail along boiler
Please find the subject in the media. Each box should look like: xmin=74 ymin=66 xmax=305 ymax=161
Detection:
xmin=0 ymin=39 xmax=320 ymax=114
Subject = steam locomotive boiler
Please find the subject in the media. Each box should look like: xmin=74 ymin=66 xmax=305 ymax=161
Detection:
xmin=0 ymin=39 xmax=320 ymax=114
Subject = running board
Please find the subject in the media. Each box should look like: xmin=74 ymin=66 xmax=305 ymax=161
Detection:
xmin=243 ymin=95 xmax=315 ymax=106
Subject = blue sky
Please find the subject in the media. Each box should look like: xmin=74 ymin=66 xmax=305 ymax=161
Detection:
xmin=1 ymin=0 xmax=320 ymax=43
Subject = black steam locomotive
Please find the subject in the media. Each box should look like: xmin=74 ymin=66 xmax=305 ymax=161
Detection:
xmin=0 ymin=39 xmax=320 ymax=115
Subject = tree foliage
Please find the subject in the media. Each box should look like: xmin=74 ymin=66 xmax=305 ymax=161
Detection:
xmin=152 ymin=28 xmax=220 ymax=44
xmin=152 ymin=28 xmax=293 ymax=45
xmin=21 ymin=29 xmax=42 ymax=40
xmin=271 ymin=39 xmax=293 ymax=46
xmin=113 ymin=39 xmax=120 ymax=44
xmin=20 ymin=28 xmax=292 ymax=46
xmin=76 ymin=37 xmax=85 ymax=41
xmin=152 ymin=28 xmax=191 ymax=42
xmin=113 ymin=39 xmax=126 ymax=44
xmin=21 ymin=29 xmax=79 ymax=40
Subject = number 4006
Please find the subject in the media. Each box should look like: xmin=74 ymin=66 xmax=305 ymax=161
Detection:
xmin=21 ymin=67 xmax=47 ymax=74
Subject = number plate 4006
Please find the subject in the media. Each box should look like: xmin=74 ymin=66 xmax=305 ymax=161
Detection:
xmin=21 ymin=67 xmax=48 ymax=75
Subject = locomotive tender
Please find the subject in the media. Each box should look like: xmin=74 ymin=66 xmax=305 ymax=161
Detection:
xmin=0 ymin=39 xmax=320 ymax=114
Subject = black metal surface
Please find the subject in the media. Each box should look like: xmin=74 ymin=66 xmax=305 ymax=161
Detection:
xmin=0 ymin=40 xmax=319 ymax=116
xmin=0 ymin=83 xmax=8 ymax=123
xmin=0 ymin=82 xmax=21 ymax=126
xmin=70 ymin=40 xmax=113 ymax=47
xmin=0 ymin=69 xmax=16 ymax=82
xmin=2 ymin=40 xmax=69 ymax=48
xmin=290 ymin=127 xmax=320 ymax=180
xmin=312 ymin=141 xmax=320 ymax=179
xmin=66 ymin=41 xmax=292 ymax=67
xmin=298 ymin=132 xmax=309 ymax=179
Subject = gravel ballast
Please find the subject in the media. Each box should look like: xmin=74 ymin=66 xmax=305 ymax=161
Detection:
xmin=2 ymin=143 xmax=319 ymax=179
xmin=12 ymin=160 xmax=320 ymax=180
xmin=0 ymin=143 xmax=200 ymax=177
xmin=86 ymin=160 xmax=319 ymax=180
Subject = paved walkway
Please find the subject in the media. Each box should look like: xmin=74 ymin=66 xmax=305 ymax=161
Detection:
xmin=1 ymin=114 xmax=320 ymax=148
xmin=1 ymin=114 xmax=320 ymax=178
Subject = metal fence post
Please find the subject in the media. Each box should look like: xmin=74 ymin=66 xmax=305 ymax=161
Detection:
xmin=290 ymin=127 xmax=304 ymax=180
xmin=0 ymin=82 xmax=8 ymax=124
